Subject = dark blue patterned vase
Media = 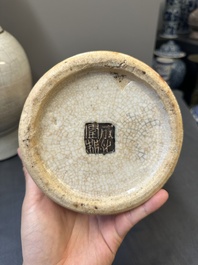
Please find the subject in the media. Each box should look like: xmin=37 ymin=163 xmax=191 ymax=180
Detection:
xmin=177 ymin=0 xmax=197 ymax=34
xmin=161 ymin=0 xmax=182 ymax=38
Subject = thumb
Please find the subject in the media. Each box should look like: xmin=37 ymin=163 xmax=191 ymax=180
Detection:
xmin=115 ymin=189 xmax=169 ymax=239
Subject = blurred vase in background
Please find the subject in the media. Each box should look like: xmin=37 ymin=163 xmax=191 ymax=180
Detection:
xmin=160 ymin=0 xmax=182 ymax=38
xmin=177 ymin=0 xmax=197 ymax=34
xmin=160 ymin=0 xmax=197 ymax=37
xmin=188 ymin=8 xmax=198 ymax=39
xmin=0 ymin=26 xmax=32 ymax=160
xmin=153 ymin=40 xmax=186 ymax=89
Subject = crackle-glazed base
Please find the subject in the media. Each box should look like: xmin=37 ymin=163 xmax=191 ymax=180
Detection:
xmin=19 ymin=51 xmax=183 ymax=214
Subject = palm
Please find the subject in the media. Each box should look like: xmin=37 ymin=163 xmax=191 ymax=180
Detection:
xmin=22 ymin=191 xmax=119 ymax=265
xmin=21 ymin=166 xmax=168 ymax=265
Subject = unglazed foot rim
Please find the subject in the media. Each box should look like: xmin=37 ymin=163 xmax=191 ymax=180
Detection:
xmin=19 ymin=51 xmax=183 ymax=214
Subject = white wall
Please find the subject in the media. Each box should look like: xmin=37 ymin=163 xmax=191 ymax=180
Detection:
xmin=0 ymin=0 xmax=162 ymax=82
xmin=157 ymin=0 xmax=166 ymax=32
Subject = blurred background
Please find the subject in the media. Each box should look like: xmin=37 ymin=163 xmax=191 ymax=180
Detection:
xmin=0 ymin=0 xmax=164 ymax=83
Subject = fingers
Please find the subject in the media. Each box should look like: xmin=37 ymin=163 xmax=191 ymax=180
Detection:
xmin=17 ymin=148 xmax=23 ymax=166
xmin=129 ymin=189 xmax=169 ymax=225
xmin=115 ymin=189 xmax=169 ymax=239
xmin=18 ymin=148 xmax=44 ymax=200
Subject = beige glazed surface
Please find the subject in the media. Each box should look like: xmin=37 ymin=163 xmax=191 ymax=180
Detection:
xmin=19 ymin=51 xmax=183 ymax=214
xmin=0 ymin=26 xmax=32 ymax=160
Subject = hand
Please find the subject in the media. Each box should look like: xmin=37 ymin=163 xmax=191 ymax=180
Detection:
xmin=18 ymin=151 xmax=168 ymax=265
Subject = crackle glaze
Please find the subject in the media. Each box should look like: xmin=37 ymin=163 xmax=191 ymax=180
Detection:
xmin=19 ymin=51 xmax=183 ymax=214
xmin=0 ymin=26 xmax=32 ymax=160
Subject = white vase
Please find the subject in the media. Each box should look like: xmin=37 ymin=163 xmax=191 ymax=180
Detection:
xmin=0 ymin=26 xmax=32 ymax=160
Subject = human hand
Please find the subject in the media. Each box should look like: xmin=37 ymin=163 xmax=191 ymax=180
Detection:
xmin=18 ymin=151 xmax=168 ymax=265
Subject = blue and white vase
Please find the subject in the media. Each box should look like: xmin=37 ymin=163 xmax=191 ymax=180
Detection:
xmin=153 ymin=57 xmax=174 ymax=82
xmin=161 ymin=0 xmax=182 ymax=38
xmin=177 ymin=0 xmax=197 ymax=34
xmin=168 ymin=59 xmax=186 ymax=89
xmin=191 ymin=105 xmax=198 ymax=123
xmin=153 ymin=41 xmax=186 ymax=89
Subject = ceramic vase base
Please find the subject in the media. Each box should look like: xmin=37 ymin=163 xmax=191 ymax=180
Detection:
xmin=18 ymin=51 xmax=183 ymax=215
xmin=0 ymin=128 xmax=18 ymax=161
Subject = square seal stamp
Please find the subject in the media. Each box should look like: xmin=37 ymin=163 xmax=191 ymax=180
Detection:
xmin=84 ymin=122 xmax=115 ymax=155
